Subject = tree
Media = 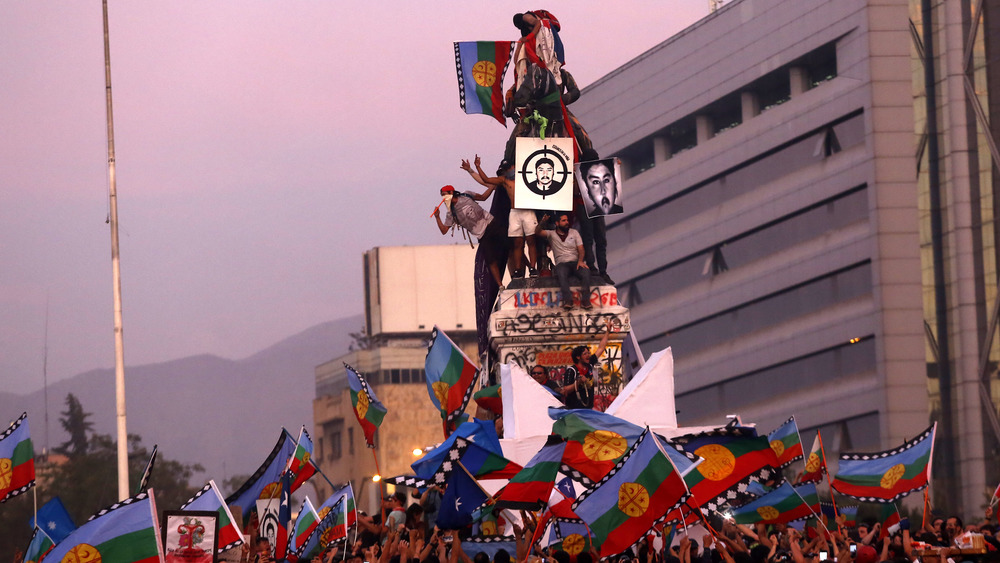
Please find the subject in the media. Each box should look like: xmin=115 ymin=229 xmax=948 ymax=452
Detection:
xmin=54 ymin=393 xmax=93 ymax=457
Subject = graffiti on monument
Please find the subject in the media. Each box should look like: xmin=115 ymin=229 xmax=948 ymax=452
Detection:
xmin=505 ymin=287 xmax=619 ymax=309
xmin=494 ymin=310 xmax=628 ymax=337
xmin=500 ymin=342 xmax=624 ymax=412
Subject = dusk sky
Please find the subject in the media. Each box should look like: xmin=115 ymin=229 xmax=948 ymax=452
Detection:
xmin=1 ymin=2 xmax=709 ymax=394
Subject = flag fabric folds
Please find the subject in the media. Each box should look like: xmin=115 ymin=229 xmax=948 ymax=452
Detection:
xmin=448 ymin=437 xmax=521 ymax=481
xmin=293 ymin=497 xmax=321 ymax=553
xmin=30 ymin=496 xmax=76 ymax=544
xmin=436 ymin=466 xmax=490 ymax=529
xmin=877 ymin=503 xmax=902 ymax=539
xmin=799 ymin=432 xmax=827 ymax=484
xmin=22 ymin=528 xmax=55 ymax=563
xmin=346 ymin=365 xmax=387 ymax=448
xmin=274 ymin=470 xmax=292 ymax=561
xmin=454 ymin=41 xmax=515 ymax=126
xmin=572 ymin=428 xmax=689 ymax=559
xmin=0 ymin=412 xmax=35 ymax=503
xmin=551 ymin=407 xmax=645 ymax=484
xmin=767 ymin=417 xmax=804 ymax=469
xmin=225 ymin=429 xmax=296 ymax=524
xmin=45 ymin=491 xmax=162 ymax=563
xmin=831 ymin=424 xmax=936 ymax=502
xmin=730 ymin=481 xmax=818 ymax=525
xmin=298 ymin=484 xmax=357 ymax=559
xmin=135 ymin=444 xmax=157 ymax=496
xmin=289 ymin=426 xmax=317 ymax=491
xmin=549 ymin=518 xmax=592 ymax=560
xmin=495 ymin=436 xmax=567 ymax=511
xmin=182 ymin=480 xmax=245 ymax=553
xmin=425 ymin=327 xmax=480 ymax=434
xmin=411 ymin=418 xmax=502 ymax=482
xmin=671 ymin=425 xmax=779 ymax=512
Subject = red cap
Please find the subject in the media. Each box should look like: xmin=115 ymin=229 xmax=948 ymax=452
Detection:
xmin=440 ymin=185 xmax=455 ymax=193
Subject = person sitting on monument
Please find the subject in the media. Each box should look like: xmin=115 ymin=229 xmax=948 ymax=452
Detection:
xmin=536 ymin=211 xmax=591 ymax=310
xmin=560 ymin=321 xmax=612 ymax=409
xmin=433 ymin=184 xmax=506 ymax=287
xmin=461 ymin=156 xmax=538 ymax=278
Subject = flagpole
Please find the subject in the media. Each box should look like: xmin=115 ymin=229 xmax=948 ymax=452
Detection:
xmin=816 ymin=433 xmax=844 ymax=537
xmin=371 ymin=448 xmax=385 ymax=527
xmin=101 ymin=0 xmax=130 ymax=502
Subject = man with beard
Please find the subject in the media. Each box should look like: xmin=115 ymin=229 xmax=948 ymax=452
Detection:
xmin=536 ymin=211 xmax=591 ymax=310
xmin=581 ymin=159 xmax=622 ymax=216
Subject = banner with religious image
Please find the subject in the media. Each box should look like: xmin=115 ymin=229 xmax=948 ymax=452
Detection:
xmin=514 ymin=137 xmax=574 ymax=211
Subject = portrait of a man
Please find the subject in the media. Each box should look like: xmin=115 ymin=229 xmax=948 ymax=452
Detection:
xmin=528 ymin=157 xmax=557 ymax=194
xmin=576 ymin=157 xmax=623 ymax=217
xmin=514 ymin=137 xmax=574 ymax=211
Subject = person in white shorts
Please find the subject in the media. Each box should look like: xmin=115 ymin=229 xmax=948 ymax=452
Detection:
xmin=461 ymin=156 xmax=539 ymax=278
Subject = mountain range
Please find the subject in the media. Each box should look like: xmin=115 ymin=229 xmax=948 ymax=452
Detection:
xmin=0 ymin=314 xmax=364 ymax=486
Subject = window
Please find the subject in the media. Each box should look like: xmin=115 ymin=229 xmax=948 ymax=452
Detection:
xmin=322 ymin=419 xmax=344 ymax=461
xmin=621 ymin=186 xmax=869 ymax=306
xmin=641 ymin=262 xmax=873 ymax=357
xmin=675 ymin=337 xmax=876 ymax=420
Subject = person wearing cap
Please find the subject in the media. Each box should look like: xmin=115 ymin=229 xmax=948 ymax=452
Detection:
xmin=462 ymin=155 xmax=539 ymax=278
xmin=433 ymin=181 xmax=505 ymax=286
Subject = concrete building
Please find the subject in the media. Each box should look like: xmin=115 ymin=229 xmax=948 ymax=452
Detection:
xmin=571 ymin=0 xmax=1000 ymax=515
xmin=312 ymin=245 xmax=479 ymax=512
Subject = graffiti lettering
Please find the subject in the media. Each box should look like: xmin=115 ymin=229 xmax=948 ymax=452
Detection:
xmin=493 ymin=311 xmax=628 ymax=337
xmin=504 ymin=288 xmax=619 ymax=310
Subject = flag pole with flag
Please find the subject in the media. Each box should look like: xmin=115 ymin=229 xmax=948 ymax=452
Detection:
xmin=425 ymin=326 xmax=479 ymax=437
xmin=181 ymin=480 xmax=245 ymax=553
xmin=135 ymin=444 xmax=157 ymax=495
xmin=43 ymin=490 xmax=163 ymax=563
xmin=454 ymin=41 xmax=515 ymax=126
xmin=831 ymin=424 xmax=936 ymax=503
xmin=346 ymin=363 xmax=388 ymax=522
xmin=287 ymin=426 xmax=318 ymax=492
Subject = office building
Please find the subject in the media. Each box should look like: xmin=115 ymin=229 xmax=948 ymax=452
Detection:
xmin=572 ymin=0 xmax=1000 ymax=514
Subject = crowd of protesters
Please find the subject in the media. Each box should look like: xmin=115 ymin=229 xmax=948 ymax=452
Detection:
xmin=291 ymin=502 xmax=1000 ymax=563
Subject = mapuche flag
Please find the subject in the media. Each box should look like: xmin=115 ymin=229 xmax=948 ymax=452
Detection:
xmin=454 ymin=41 xmax=515 ymax=126
xmin=425 ymin=326 xmax=479 ymax=435
xmin=299 ymin=483 xmax=357 ymax=559
xmin=182 ymin=480 xmax=246 ymax=553
xmin=551 ymin=408 xmax=698 ymax=486
xmin=225 ymin=429 xmax=296 ymax=525
xmin=551 ymin=408 xmax=645 ymax=484
xmin=831 ymin=424 xmax=935 ymax=502
xmin=22 ymin=528 xmax=55 ymax=563
xmin=494 ymin=436 xmax=567 ymax=511
xmin=293 ymin=497 xmax=321 ymax=553
xmin=346 ymin=365 xmax=386 ymax=448
xmin=572 ymin=428 xmax=689 ymax=559
xmin=767 ymin=417 xmax=804 ymax=469
xmin=672 ymin=425 xmax=779 ymax=512
xmin=731 ymin=481 xmax=819 ymax=525
xmin=44 ymin=491 xmax=162 ymax=563
xmin=799 ymin=432 xmax=827 ymax=484
xmin=448 ymin=437 xmax=521 ymax=481
xmin=0 ymin=412 xmax=34 ymax=503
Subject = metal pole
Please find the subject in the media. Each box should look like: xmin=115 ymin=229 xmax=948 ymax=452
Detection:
xmin=102 ymin=0 xmax=129 ymax=501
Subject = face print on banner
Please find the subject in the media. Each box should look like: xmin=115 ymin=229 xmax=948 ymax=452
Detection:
xmin=575 ymin=157 xmax=624 ymax=218
xmin=514 ymin=137 xmax=574 ymax=211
